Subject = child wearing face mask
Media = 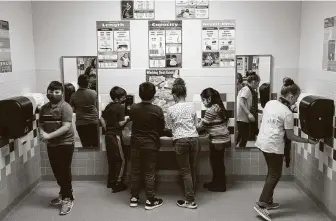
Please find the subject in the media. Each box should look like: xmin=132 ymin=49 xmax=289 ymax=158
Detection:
xmin=253 ymin=78 xmax=318 ymax=221
xmin=198 ymin=88 xmax=230 ymax=192
xmin=100 ymin=86 xmax=131 ymax=193
xmin=39 ymin=81 xmax=75 ymax=216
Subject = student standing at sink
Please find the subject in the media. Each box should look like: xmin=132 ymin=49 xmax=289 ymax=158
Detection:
xmin=100 ymin=86 xmax=130 ymax=193
xmin=198 ymin=88 xmax=230 ymax=192
xmin=166 ymin=78 xmax=199 ymax=209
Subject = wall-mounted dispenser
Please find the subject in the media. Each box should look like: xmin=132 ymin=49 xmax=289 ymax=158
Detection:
xmin=298 ymin=94 xmax=335 ymax=139
xmin=23 ymin=93 xmax=45 ymax=113
xmin=125 ymin=95 xmax=134 ymax=116
xmin=0 ymin=96 xmax=34 ymax=139
xmin=64 ymin=82 xmax=77 ymax=104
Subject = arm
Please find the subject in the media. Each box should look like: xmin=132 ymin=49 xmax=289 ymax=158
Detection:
xmin=118 ymin=104 xmax=130 ymax=128
xmin=239 ymin=97 xmax=251 ymax=116
xmin=69 ymin=94 xmax=76 ymax=113
xmin=197 ymin=107 xmax=216 ymax=130
xmin=165 ymin=109 xmax=172 ymax=130
xmin=285 ymin=129 xmax=309 ymax=143
xmin=284 ymin=113 xmax=314 ymax=144
xmin=158 ymin=108 xmax=165 ymax=134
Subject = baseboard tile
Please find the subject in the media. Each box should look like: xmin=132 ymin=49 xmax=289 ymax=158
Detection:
xmin=294 ymin=178 xmax=336 ymax=221
xmin=0 ymin=178 xmax=41 ymax=221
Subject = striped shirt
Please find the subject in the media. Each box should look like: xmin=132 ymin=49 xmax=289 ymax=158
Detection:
xmin=198 ymin=104 xmax=230 ymax=144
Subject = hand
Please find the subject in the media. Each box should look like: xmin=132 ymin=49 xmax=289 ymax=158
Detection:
xmin=125 ymin=116 xmax=131 ymax=122
xmin=40 ymin=131 xmax=51 ymax=142
xmin=248 ymin=113 xmax=255 ymax=122
xmin=308 ymin=138 xmax=319 ymax=145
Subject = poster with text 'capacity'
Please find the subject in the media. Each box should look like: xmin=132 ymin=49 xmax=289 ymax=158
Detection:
xmin=323 ymin=16 xmax=336 ymax=72
xmin=176 ymin=0 xmax=209 ymax=19
xmin=202 ymin=20 xmax=236 ymax=68
xmin=96 ymin=21 xmax=131 ymax=69
xmin=0 ymin=20 xmax=12 ymax=73
xmin=146 ymin=69 xmax=180 ymax=113
xmin=121 ymin=0 xmax=155 ymax=20
xmin=148 ymin=21 xmax=182 ymax=68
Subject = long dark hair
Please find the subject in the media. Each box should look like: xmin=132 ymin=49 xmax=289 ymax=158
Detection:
xmin=84 ymin=58 xmax=96 ymax=76
xmin=200 ymin=88 xmax=228 ymax=124
xmin=172 ymin=78 xmax=187 ymax=98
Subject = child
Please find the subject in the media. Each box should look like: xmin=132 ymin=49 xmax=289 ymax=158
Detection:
xmin=169 ymin=55 xmax=178 ymax=67
xmin=120 ymin=53 xmax=130 ymax=68
xmin=198 ymin=88 xmax=230 ymax=192
xmin=129 ymin=82 xmax=165 ymax=210
xmin=253 ymin=78 xmax=318 ymax=221
xmin=39 ymin=81 xmax=75 ymax=216
xmin=166 ymin=78 xmax=199 ymax=209
xmin=236 ymin=73 xmax=260 ymax=147
xmin=100 ymin=86 xmax=130 ymax=193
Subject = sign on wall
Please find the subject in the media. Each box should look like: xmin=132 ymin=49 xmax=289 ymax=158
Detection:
xmin=175 ymin=0 xmax=209 ymax=19
xmin=146 ymin=69 xmax=180 ymax=113
xmin=96 ymin=21 xmax=131 ymax=69
xmin=0 ymin=20 xmax=12 ymax=73
xmin=148 ymin=21 xmax=182 ymax=68
xmin=323 ymin=16 xmax=336 ymax=72
xmin=202 ymin=20 xmax=236 ymax=68
xmin=121 ymin=0 xmax=155 ymax=20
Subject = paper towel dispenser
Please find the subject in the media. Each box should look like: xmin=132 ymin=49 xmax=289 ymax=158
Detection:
xmin=299 ymin=95 xmax=335 ymax=139
xmin=125 ymin=95 xmax=134 ymax=116
xmin=64 ymin=83 xmax=76 ymax=103
xmin=0 ymin=96 xmax=34 ymax=139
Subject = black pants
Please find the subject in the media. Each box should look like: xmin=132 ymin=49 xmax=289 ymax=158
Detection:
xmin=76 ymin=124 xmax=99 ymax=148
xmin=236 ymin=121 xmax=250 ymax=147
xmin=130 ymin=148 xmax=158 ymax=201
xmin=258 ymin=151 xmax=284 ymax=207
xmin=105 ymin=134 xmax=127 ymax=185
xmin=209 ymin=142 xmax=230 ymax=187
xmin=47 ymin=144 xmax=74 ymax=200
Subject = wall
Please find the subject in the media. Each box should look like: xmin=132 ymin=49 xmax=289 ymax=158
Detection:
xmin=0 ymin=1 xmax=40 ymax=219
xmin=295 ymin=1 xmax=336 ymax=218
xmin=32 ymin=1 xmax=302 ymax=180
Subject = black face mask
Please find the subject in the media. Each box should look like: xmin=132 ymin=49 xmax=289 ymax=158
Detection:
xmin=47 ymin=94 xmax=62 ymax=104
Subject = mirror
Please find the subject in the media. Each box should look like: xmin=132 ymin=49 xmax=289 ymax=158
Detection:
xmin=61 ymin=56 xmax=100 ymax=149
xmin=235 ymin=55 xmax=272 ymax=148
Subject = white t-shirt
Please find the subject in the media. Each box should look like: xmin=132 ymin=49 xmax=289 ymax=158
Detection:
xmin=236 ymin=86 xmax=253 ymax=122
xmin=255 ymin=100 xmax=294 ymax=154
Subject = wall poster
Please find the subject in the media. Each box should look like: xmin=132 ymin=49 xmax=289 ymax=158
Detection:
xmin=0 ymin=20 xmax=12 ymax=73
xmin=176 ymin=0 xmax=209 ymax=19
xmin=148 ymin=21 xmax=182 ymax=68
xmin=146 ymin=69 xmax=180 ymax=112
xmin=96 ymin=21 xmax=131 ymax=69
xmin=202 ymin=20 xmax=236 ymax=68
xmin=323 ymin=16 xmax=336 ymax=72
xmin=121 ymin=0 xmax=155 ymax=20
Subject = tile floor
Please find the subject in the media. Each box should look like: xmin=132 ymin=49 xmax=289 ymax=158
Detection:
xmin=3 ymin=181 xmax=331 ymax=221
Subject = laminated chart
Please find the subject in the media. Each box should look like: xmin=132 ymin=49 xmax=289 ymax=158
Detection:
xmin=0 ymin=21 xmax=12 ymax=73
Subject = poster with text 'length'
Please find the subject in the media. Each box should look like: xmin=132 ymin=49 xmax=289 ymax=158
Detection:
xmin=323 ymin=16 xmax=336 ymax=72
xmin=121 ymin=0 xmax=155 ymax=20
xmin=146 ymin=69 xmax=180 ymax=113
xmin=148 ymin=21 xmax=182 ymax=68
xmin=176 ymin=0 xmax=209 ymax=19
xmin=202 ymin=20 xmax=236 ymax=68
xmin=0 ymin=20 xmax=12 ymax=73
xmin=96 ymin=21 xmax=131 ymax=69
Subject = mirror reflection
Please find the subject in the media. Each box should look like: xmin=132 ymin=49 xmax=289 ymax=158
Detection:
xmin=235 ymin=55 xmax=272 ymax=148
xmin=61 ymin=56 xmax=100 ymax=149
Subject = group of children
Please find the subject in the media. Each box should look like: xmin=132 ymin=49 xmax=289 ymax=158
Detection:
xmin=39 ymin=76 xmax=319 ymax=221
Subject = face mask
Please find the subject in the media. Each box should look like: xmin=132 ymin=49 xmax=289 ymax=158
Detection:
xmin=47 ymin=94 xmax=62 ymax=104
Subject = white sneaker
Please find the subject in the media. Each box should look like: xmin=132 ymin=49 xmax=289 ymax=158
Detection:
xmin=254 ymin=205 xmax=271 ymax=221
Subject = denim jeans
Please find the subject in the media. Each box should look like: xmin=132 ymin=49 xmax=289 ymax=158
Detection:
xmin=130 ymin=148 xmax=158 ymax=201
xmin=174 ymin=137 xmax=199 ymax=202
xmin=257 ymin=151 xmax=284 ymax=207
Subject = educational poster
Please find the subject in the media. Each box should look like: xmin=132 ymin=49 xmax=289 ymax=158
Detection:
xmin=148 ymin=21 xmax=182 ymax=68
xmin=323 ymin=16 xmax=336 ymax=72
xmin=96 ymin=21 xmax=131 ymax=69
xmin=146 ymin=69 xmax=180 ymax=112
xmin=121 ymin=0 xmax=155 ymax=20
xmin=176 ymin=0 xmax=209 ymax=19
xmin=202 ymin=20 xmax=236 ymax=68
xmin=0 ymin=20 xmax=12 ymax=73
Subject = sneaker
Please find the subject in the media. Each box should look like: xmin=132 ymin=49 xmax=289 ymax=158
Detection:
xmin=130 ymin=197 xmax=139 ymax=207
xmin=59 ymin=198 xmax=74 ymax=216
xmin=267 ymin=202 xmax=280 ymax=210
xmin=112 ymin=182 xmax=127 ymax=193
xmin=254 ymin=205 xmax=271 ymax=221
xmin=49 ymin=195 xmax=62 ymax=206
xmin=145 ymin=198 xmax=163 ymax=210
xmin=176 ymin=200 xmax=198 ymax=209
